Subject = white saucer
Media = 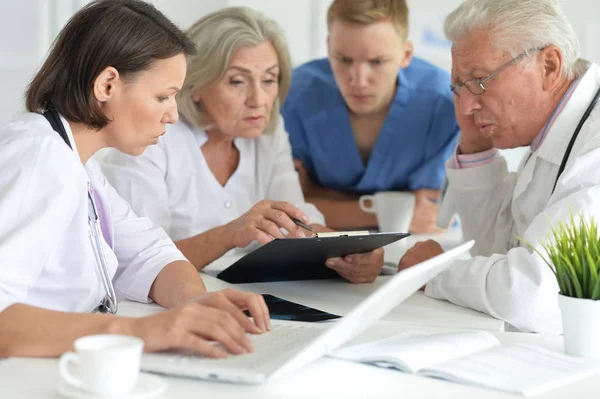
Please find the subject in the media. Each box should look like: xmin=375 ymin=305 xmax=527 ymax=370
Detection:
xmin=56 ymin=372 xmax=167 ymax=399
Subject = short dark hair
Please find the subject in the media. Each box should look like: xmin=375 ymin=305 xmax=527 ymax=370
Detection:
xmin=26 ymin=0 xmax=196 ymax=129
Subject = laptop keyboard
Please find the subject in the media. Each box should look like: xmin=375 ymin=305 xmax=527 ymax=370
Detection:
xmin=169 ymin=323 xmax=324 ymax=369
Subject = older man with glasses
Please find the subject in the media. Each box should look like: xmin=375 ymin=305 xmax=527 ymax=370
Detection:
xmin=398 ymin=0 xmax=600 ymax=334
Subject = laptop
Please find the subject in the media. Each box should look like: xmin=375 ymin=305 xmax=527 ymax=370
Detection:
xmin=141 ymin=240 xmax=475 ymax=384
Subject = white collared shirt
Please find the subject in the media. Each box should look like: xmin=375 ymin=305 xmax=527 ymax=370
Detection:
xmin=100 ymin=116 xmax=324 ymax=251
xmin=0 ymin=113 xmax=186 ymax=313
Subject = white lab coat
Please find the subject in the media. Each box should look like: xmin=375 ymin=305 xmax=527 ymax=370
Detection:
xmin=0 ymin=113 xmax=187 ymax=313
xmin=100 ymin=116 xmax=324 ymax=250
xmin=429 ymin=62 xmax=600 ymax=334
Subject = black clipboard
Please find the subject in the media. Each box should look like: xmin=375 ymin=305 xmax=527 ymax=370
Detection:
xmin=217 ymin=232 xmax=409 ymax=283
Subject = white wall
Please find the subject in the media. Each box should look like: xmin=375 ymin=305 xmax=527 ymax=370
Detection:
xmin=0 ymin=0 xmax=48 ymax=124
xmin=1 ymin=0 xmax=598 ymax=169
xmin=151 ymin=0 xmax=329 ymax=67
xmin=406 ymin=0 xmax=600 ymax=71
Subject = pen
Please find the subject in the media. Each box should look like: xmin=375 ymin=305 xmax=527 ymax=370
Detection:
xmin=290 ymin=217 xmax=314 ymax=232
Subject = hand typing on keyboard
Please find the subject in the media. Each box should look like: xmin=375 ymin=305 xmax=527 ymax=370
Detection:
xmin=174 ymin=324 xmax=324 ymax=369
xmin=125 ymin=288 xmax=271 ymax=359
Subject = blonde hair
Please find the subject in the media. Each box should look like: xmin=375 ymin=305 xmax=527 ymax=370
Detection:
xmin=327 ymin=0 xmax=409 ymax=40
xmin=178 ymin=7 xmax=291 ymax=134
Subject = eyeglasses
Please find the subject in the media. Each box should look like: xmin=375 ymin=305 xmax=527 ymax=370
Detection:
xmin=450 ymin=47 xmax=544 ymax=97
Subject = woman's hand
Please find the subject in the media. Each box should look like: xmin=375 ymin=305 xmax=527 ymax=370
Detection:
xmin=224 ymin=200 xmax=310 ymax=248
xmin=126 ymin=289 xmax=270 ymax=358
xmin=325 ymin=248 xmax=385 ymax=283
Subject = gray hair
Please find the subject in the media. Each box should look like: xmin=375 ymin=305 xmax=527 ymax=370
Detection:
xmin=178 ymin=7 xmax=291 ymax=134
xmin=444 ymin=0 xmax=588 ymax=80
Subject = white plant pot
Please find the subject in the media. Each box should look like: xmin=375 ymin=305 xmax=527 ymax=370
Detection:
xmin=558 ymin=294 xmax=600 ymax=359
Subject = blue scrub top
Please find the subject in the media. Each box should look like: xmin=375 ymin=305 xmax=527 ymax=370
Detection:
xmin=281 ymin=57 xmax=459 ymax=195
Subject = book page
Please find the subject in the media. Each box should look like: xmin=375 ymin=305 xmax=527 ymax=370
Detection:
xmin=421 ymin=344 xmax=600 ymax=396
xmin=329 ymin=330 xmax=499 ymax=373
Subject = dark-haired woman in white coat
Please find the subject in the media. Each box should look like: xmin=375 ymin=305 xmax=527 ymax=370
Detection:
xmin=0 ymin=0 xmax=268 ymax=359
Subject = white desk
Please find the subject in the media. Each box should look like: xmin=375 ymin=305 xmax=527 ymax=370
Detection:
xmin=2 ymin=322 xmax=597 ymax=399
xmin=6 ymin=230 xmax=596 ymax=399
xmin=118 ymin=273 xmax=505 ymax=331
xmin=191 ymin=228 xmax=502 ymax=332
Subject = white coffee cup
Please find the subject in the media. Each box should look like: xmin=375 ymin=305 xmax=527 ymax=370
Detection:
xmin=59 ymin=334 xmax=144 ymax=396
xmin=359 ymin=191 xmax=415 ymax=232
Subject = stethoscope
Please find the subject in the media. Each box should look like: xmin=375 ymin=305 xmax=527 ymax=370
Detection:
xmin=551 ymin=85 xmax=600 ymax=193
xmin=43 ymin=108 xmax=118 ymax=314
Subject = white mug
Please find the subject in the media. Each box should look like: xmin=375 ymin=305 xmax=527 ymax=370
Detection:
xmin=59 ymin=334 xmax=144 ymax=396
xmin=359 ymin=191 xmax=415 ymax=232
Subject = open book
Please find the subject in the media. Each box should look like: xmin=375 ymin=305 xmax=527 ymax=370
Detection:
xmin=329 ymin=330 xmax=600 ymax=396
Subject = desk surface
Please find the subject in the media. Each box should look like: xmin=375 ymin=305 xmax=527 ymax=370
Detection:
xmin=118 ymin=273 xmax=505 ymax=331
xmin=213 ymin=274 xmax=505 ymax=331
xmin=2 ymin=322 xmax=597 ymax=399
xmin=5 ymin=230 xmax=595 ymax=399
xmin=194 ymin=230 xmax=503 ymax=333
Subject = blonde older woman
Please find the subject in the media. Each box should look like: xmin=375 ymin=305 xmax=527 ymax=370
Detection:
xmin=101 ymin=7 xmax=383 ymax=284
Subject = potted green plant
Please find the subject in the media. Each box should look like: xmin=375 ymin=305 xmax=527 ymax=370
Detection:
xmin=525 ymin=213 xmax=600 ymax=359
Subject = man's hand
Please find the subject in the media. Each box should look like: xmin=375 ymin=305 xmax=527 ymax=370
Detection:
xmin=128 ymin=289 xmax=270 ymax=358
xmin=398 ymin=240 xmax=444 ymax=272
xmin=454 ymin=97 xmax=494 ymax=154
xmin=398 ymin=240 xmax=444 ymax=291
xmin=224 ymin=200 xmax=309 ymax=248
xmin=326 ymin=248 xmax=384 ymax=283
xmin=410 ymin=189 xmax=444 ymax=234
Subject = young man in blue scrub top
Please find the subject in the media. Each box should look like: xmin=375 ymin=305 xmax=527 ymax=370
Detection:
xmin=282 ymin=0 xmax=459 ymax=232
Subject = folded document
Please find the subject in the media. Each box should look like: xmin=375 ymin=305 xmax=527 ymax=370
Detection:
xmin=329 ymin=330 xmax=600 ymax=396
